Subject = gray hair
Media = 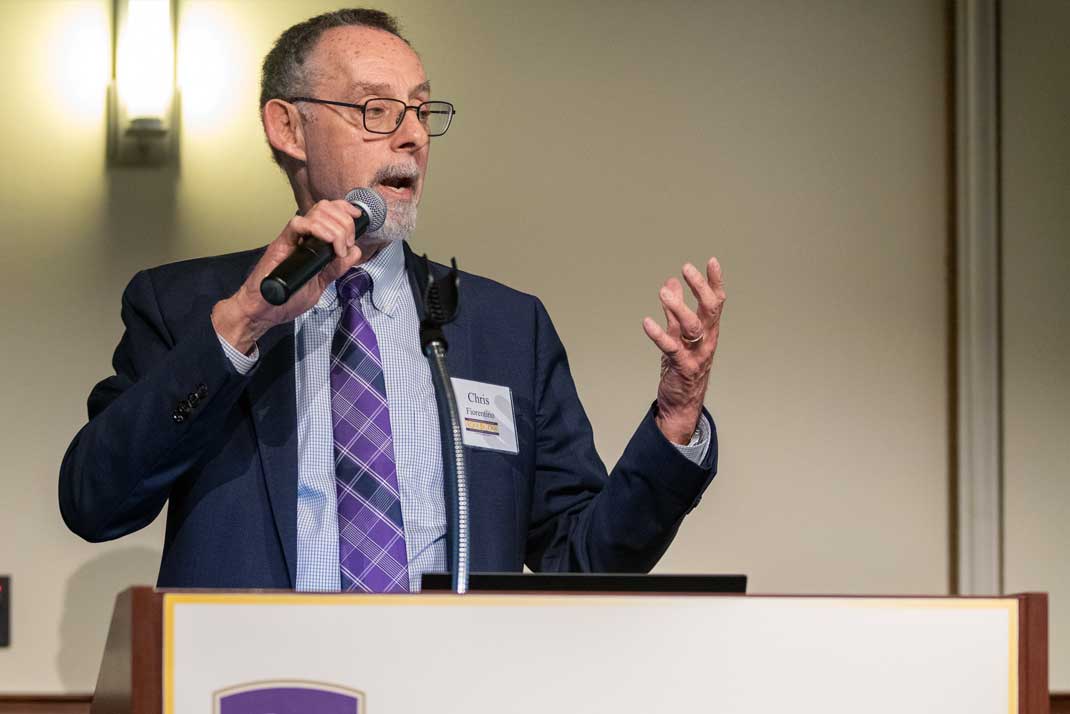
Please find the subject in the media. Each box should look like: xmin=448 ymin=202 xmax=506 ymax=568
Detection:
xmin=259 ymin=8 xmax=409 ymax=167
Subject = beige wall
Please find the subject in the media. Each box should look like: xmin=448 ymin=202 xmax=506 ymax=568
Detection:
xmin=1001 ymin=0 xmax=1070 ymax=692
xmin=0 ymin=0 xmax=951 ymax=693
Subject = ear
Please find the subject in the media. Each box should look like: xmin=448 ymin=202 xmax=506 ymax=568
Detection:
xmin=263 ymin=99 xmax=308 ymax=163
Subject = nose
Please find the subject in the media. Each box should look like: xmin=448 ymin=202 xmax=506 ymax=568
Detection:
xmin=390 ymin=105 xmax=429 ymax=152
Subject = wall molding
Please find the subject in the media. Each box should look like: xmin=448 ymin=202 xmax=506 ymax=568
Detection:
xmin=954 ymin=0 xmax=1003 ymax=595
xmin=0 ymin=696 xmax=90 ymax=714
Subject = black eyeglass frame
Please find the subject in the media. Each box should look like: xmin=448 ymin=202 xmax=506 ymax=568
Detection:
xmin=288 ymin=96 xmax=456 ymax=137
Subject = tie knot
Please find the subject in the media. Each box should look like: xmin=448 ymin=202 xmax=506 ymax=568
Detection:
xmin=336 ymin=268 xmax=373 ymax=302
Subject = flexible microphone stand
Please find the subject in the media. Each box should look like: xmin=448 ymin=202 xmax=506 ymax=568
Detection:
xmin=418 ymin=256 xmax=470 ymax=594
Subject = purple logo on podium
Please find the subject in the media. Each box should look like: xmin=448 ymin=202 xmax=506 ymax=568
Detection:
xmin=215 ymin=681 xmax=365 ymax=714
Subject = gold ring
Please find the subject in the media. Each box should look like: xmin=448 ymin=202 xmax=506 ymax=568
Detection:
xmin=681 ymin=332 xmax=704 ymax=345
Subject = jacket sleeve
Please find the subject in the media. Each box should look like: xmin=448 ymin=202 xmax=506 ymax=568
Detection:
xmin=58 ymin=269 xmax=254 ymax=542
xmin=524 ymin=298 xmax=718 ymax=573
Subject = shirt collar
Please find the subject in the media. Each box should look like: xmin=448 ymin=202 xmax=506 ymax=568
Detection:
xmin=312 ymin=239 xmax=406 ymax=318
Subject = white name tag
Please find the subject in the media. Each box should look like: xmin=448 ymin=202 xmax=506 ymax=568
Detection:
xmin=450 ymin=377 xmax=519 ymax=455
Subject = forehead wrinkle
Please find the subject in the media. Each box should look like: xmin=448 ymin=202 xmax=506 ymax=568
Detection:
xmin=344 ymin=79 xmax=433 ymax=101
xmin=347 ymin=80 xmax=393 ymax=97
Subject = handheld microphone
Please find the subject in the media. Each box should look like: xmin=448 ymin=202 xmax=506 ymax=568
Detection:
xmin=259 ymin=187 xmax=388 ymax=306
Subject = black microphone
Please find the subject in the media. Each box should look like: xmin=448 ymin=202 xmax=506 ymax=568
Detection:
xmin=259 ymin=187 xmax=388 ymax=306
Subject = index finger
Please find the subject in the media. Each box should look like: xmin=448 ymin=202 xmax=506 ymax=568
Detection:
xmin=682 ymin=262 xmax=717 ymax=308
xmin=336 ymin=199 xmax=365 ymax=218
xmin=318 ymin=201 xmax=358 ymax=232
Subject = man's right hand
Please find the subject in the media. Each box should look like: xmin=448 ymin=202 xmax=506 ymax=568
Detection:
xmin=211 ymin=199 xmax=368 ymax=354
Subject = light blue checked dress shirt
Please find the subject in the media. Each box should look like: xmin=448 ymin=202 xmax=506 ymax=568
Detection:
xmin=219 ymin=240 xmax=710 ymax=592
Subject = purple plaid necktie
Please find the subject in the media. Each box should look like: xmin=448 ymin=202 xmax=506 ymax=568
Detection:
xmin=330 ymin=268 xmax=409 ymax=592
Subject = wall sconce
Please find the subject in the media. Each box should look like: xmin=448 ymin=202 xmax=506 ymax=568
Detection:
xmin=109 ymin=0 xmax=177 ymax=165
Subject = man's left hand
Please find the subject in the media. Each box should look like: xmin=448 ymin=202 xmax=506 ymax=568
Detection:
xmin=642 ymin=257 xmax=726 ymax=445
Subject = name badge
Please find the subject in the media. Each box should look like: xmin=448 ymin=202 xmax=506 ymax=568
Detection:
xmin=450 ymin=377 xmax=519 ymax=455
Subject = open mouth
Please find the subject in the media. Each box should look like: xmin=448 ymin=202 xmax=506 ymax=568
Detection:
xmin=377 ymin=175 xmax=417 ymax=196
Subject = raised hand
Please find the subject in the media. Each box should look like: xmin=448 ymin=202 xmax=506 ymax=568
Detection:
xmin=641 ymin=257 xmax=726 ymax=444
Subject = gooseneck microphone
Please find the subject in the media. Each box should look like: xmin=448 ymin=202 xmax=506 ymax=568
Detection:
xmin=259 ymin=187 xmax=388 ymax=306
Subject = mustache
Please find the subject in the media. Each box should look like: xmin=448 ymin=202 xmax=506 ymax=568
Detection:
xmin=371 ymin=163 xmax=421 ymax=186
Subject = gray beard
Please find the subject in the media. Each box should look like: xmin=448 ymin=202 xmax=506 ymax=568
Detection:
xmin=366 ymin=197 xmax=417 ymax=243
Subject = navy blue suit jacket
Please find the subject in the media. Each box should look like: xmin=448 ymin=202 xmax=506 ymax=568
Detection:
xmin=59 ymin=242 xmax=717 ymax=588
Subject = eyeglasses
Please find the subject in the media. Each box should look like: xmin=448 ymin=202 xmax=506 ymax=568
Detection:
xmin=288 ymin=96 xmax=456 ymax=137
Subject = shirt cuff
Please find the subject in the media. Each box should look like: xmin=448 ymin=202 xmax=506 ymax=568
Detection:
xmin=672 ymin=414 xmax=712 ymax=465
xmin=216 ymin=332 xmax=260 ymax=375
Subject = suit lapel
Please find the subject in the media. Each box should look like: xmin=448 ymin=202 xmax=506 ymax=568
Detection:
xmin=224 ymin=248 xmax=299 ymax=587
xmin=404 ymin=240 xmax=430 ymax=321
xmin=221 ymin=248 xmax=299 ymax=582
xmin=245 ymin=320 xmax=299 ymax=587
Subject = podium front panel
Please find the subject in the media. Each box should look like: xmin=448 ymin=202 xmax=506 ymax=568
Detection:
xmin=162 ymin=593 xmax=1021 ymax=713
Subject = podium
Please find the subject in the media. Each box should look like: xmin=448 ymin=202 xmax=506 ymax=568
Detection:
xmin=92 ymin=588 xmax=1048 ymax=714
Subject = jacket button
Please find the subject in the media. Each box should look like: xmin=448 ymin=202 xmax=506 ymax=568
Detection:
xmin=176 ymin=400 xmax=191 ymax=415
xmin=188 ymin=392 xmax=200 ymax=406
xmin=196 ymin=384 xmax=208 ymax=399
xmin=172 ymin=412 xmax=185 ymax=423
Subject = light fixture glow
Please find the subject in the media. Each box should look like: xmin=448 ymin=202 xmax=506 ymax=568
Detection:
xmin=46 ymin=3 xmax=111 ymax=127
xmin=116 ymin=0 xmax=173 ymax=119
xmin=110 ymin=0 xmax=177 ymax=165
xmin=178 ymin=3 xmax=248 ymax=135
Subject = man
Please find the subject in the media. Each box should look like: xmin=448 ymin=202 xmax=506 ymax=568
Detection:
xmin=58 ymin=9 xmax=726 ymax=592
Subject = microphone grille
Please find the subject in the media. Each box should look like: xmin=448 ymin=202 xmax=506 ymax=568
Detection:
xmin=344 ymin=187 xmax=388 ymax=233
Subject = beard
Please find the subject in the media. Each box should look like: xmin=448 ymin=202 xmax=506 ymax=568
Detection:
xmin=367 ymin=196 xmax=418 ymax=243
xmin=363 ymin=162 xmax=421 ymax=244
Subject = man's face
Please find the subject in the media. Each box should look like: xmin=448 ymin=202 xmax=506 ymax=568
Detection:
xmin=297 ymin=26 xmax=431 ymax=240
